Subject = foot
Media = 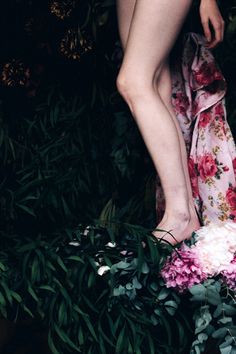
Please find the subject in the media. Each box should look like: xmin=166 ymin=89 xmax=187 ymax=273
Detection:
xmin=152 ymin=205 xmax=200 ymax=245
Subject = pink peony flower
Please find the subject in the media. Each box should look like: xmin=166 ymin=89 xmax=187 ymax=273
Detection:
xmin=220 ymin=256 xmax=236 ymax=291
xmin=160 ymin=244 xmax=207 ymax=293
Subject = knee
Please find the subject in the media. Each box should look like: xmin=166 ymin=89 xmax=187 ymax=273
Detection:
xmin=116 ymin=73 xmax=136 ymax=102
xmin=116 ymin=71 xmax=152 ymax=105
xmin=116 ymin=66 xmax=163 ymax=104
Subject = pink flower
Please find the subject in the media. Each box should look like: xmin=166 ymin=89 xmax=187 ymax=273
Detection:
xmin=220 ymin=256 xmax=236 ymax=291
xmin=198 ymin=153 xmax=218 ymax=181
xmin=194 ymin=62 xmax=223 ymax=86
xmin=198 ymin=111 xmax=211 ymax=128
xmin=226 ymin=186 xmax=236 ymax=210
xmin=173 ymin=92 xmax=189 ymax=115
xmin=160 ymin=244 xmax=207 ymax=293
xmin=214 ymin=103 xmax=224 ymax=117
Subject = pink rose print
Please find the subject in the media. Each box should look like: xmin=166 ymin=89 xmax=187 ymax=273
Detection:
xmin=226 ymin=186 xmax=236 ymax=210
xmin=173 ymin=92 xmax=189 ymax=115
xmin=188 ymin=157 xmax=199 ymax=198
xmin=215 ymin=103 xmax=224 ymax=117
xmin=198 ymin=153 xmax=218 ymax=181
xmin=156 ymin=33 xmax=236 ymax=226
xmin=198 ymin=111 xmax=211 ymax=128
xmin=194 ymin=61 xmax=223 ymax=86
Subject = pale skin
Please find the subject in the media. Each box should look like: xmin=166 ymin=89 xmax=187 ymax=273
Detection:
xmin=116 ymin=0 xmax=224 ymax=244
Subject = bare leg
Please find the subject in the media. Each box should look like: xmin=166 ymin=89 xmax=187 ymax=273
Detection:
xmin=117 ymin=1 xmax=200 ymax=222
xmin=154 ymin=63 xmax=201 ymax=232
xmin=116 ymin=0 xmax=200 ymax=244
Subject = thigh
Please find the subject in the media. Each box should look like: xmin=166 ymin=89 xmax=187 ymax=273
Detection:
xmin=116 ymin=0 xmax=136 ymax=50
xmin=119 ymin=0 xmax=192 ymax=85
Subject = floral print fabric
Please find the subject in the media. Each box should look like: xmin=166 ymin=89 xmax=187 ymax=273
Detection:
xmin=156 ymin=32 xmax=236 ymax=226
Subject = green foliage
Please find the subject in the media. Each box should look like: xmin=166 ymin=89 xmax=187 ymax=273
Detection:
xmin=0 ymin=223 xmax=192 ymax=354
xmin=190 ymin=279 xmax=236 ymax=354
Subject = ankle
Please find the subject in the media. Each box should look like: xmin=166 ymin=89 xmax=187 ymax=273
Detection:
xmin=164 ymin=209 xmax=191 ymax=222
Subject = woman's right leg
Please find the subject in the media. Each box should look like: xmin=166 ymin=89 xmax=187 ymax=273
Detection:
xmin=154 ymin=62 xmax=201 ymax=227
xmin=116 ymin=0 xmax=199 ymax=244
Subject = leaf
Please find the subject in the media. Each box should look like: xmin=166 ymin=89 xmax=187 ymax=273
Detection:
xmin=220 ymin=336 xmax=233 ymax=349
xmin=160 ymin=315 xmax=172 ymax=345
xmin=83 ymin=315 xmax=98 ymax=342
xmin=54 ymin=324 xmax=80 ymax=352
xmin=15 ymin=203 xmax=36 ymax=217
xmin=164 ymin=300 xmax=178 ymax=315
xmin=132 ymin=277 xmax=142 ymax=289
xmin=28 ymin=284 xmax=38 ymax=302
xmin=220 ymin=346 xmax=232 ymax=354
xmin=222 ymin=304 xmax=236 ymax=316
xmin=67 ymin=255 xmax=84 ymax=264
xmin=1 ymin=282 xmax=13 ymax=305
xmin=48 ymin=330 xmax=61 ymax=354
xmin=78 ymin=326 xmax=84 ymax=345
xmin=98 ymin=321 xmax=115 ymax=348
xmin=0 ymin=262 xmax=6 ymax=272
xmin=38 ymin=285 xmax=56 ymax=293
xmin=189 ymin=283 xmax=206 ymax=296
xmin=206 ymin=287 xmax=221 ymax=306
xmin=0 ymin=292 xmax=6 ymax=307
xmin=57 ymin=256 xmax=67 ymax=272
xmin=22 ymin=304 xmax=34 ymax=318
xmin=11 ymin=291 xmax=22 ymax=303
xmin=212 ymin=327 xmax=228 ymax=338
xmin=157 ymin=287 xmax=169 ymax=300
xmin=213 ymin=303 xmax=223 ymax=318
xmin=141 ymin=262 xmax=149 ymax=274
xmin=218 ymin=317 xmax=233 ymax=325
xmin=147 ymin=333 xmax=155 ymax=354
xmin=116 ymin=326 xmax=126 ymax=353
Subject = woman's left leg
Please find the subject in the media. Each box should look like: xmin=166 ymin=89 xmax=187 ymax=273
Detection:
xmin=116 ymin=0 xmax=200 ymax=237
xmin=116 ymin=0 xmax=199 ymax=244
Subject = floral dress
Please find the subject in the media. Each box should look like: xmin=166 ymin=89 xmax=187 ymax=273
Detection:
xmin=156 ymin=32 xmax=236 ymax=226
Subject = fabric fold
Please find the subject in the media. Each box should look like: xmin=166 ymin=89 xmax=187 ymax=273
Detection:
xmin=156 ymin=32 xmax=236 ymax=226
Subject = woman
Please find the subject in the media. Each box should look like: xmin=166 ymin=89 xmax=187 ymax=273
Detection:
xmin=116 ymin=0 xmax=225 ymax=244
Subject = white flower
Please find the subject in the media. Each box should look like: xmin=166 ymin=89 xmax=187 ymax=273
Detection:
xmin=193 ymin=221 xmax=236 ymax=276
xmin=83 ymin=226 xmax=91 ymax=236
xmin=68 ymin=241 xmax=80 ymax=246
xmin=97 ymin=265 xmax=110 ymax=276
xmin=105 ymin=241 xmax=117 ymax=248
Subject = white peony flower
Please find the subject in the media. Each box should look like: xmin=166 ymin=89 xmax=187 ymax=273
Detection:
xmin=193 ymin=221 xmax=236 ymax=276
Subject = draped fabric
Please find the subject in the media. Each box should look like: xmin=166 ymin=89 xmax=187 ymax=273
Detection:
xmin=156 ymin=32 xmax=236 ymax=226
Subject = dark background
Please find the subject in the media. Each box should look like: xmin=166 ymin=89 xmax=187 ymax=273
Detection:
xmin=0 ymin=0 xmax=236 ymax=353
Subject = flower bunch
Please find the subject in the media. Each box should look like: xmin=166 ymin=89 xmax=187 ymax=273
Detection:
xmin=161 ymin=221 xmax=236 ymax=293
